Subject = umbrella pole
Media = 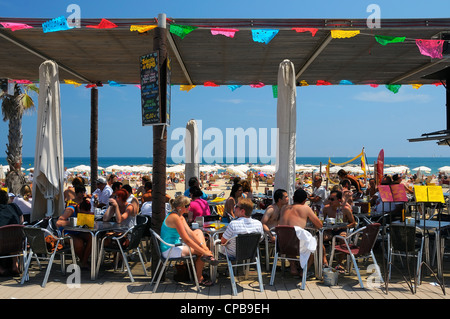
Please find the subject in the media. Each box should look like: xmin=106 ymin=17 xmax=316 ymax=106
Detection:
xmin=46 ymin=197 xmax=53 ymax=217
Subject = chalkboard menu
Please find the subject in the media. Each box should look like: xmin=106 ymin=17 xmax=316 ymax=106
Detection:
xmin=140 ymin=52 xmax=171 ymax=126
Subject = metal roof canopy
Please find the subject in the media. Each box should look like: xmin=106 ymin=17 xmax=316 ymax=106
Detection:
xmin=2 ymin=17 xmax=450 ymax=86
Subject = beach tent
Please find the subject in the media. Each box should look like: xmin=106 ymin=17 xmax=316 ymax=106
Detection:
xmin=274 ymin=59 xmax=296 ymax=204
xmin=31 ymin=60 xmax=65 ymax=221
xmin=184 ymin=119 xmax=200 ymax=190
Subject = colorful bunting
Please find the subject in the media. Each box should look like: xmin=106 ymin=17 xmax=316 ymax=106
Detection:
xmin=317 ymin=80 xmax=332 ymax=86
xmin=135 ymin=84 xmax=141 ymax=89
xmin=331 ymin=30 xmax=360 ymax=39
xmin=339 ymin=80 xmax=353 ymax=85
xmin=386 ymin=84 xmax=401 ymax=94
xmin=130 ymin=25 xmax=157 ymax=33
xmin=180 ymin=85 xmax=196 ymax=92
xmin=272 ymin=85 xmax=278 ymax=98
xmin=204 ymin=81 xmax=219 ymax=87
xmin=0 ymin=22 xmax=33 ymax=31
xmin=292 ymin=27 xmax=318 ymax=37
xmin=416 ymin=39 xmax=444 ymax=59
xmin=86 ymin=19 xmax=118 ymax=29
xmin=299 ymin=80 xmax=309 ymax=86
xmin=412 ymin=84 xmax=423 ymax=89
xmin=250 ymin=82 xmax=265 ymax=88
xmin=228 ymin=85 xmax=242 ymax=91
xmin=108 ymin=81 xmax=125 ymax=87
xmin=369 ymin=84 xmax=379 ymax=88
xmin=85 ymin=83 xmax=97 ymax=88
xmin=252 ymin=29 xmax=279 ymax=44
xmin=42 ymin=16 xmax=73 ymax=33
xmin=374 ymin=35 xmax=405 ymax=46
xmin=11 ymin=79 xmax=33 ymax=84
xmin=170 ymin=24 xmax=198 ymax=39
xmin=211 ymin=28 xmax=239 ymax=38
xmin=64 ymin=79 xmax=82 ymax=87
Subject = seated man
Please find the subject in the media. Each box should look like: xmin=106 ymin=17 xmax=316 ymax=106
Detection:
xmin=91 ymin=177 xmax=113 ymax=210
xmin=279 ymin=188 xmax=323 ymax=274
xmin=261 ymin=189 xmax=288 ymax=242
xmin=309 ymin=175 xmax=327 ymax=211
xmin=219 ymin=198 xmax=264 ymax=258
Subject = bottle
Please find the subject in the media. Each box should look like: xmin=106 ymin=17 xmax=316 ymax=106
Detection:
xmin=318 ymin=207 xmax=324 ymax=222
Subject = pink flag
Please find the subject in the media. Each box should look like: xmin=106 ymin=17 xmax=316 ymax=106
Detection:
xmin=292 ymin=27 xmax=318 ymax=37
xmin=86 ymin=19 xmax=118 ymax=29
xmin=211 ymin=28 xmax=239 ymax=38
xmin=250 ymin=82 xmax=265 ymax=88
xmin=0 ymin=22 xmax=33 ymax=31
xmin=415 ymin=39 xmax=444 ymax=59
xmin=369 ymin=84 xmax=379 ymax=88
xmin=11 ymin=79 xmax=33 ymax=84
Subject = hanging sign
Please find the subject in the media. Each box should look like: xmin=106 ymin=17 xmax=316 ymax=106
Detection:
xmin=139 ymin=52 xmax=171 ymax=126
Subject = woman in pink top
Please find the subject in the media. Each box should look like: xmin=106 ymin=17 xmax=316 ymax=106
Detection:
xmin=188 ymin=186 xmax=211 ymax=223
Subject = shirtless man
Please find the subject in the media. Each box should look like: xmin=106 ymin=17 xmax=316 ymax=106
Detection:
xmin=261 ymin=189 xmax=288 ymax=242
xmin=279 ymin=188 xmax=323 ymax=274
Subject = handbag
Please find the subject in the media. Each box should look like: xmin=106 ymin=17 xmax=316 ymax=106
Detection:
xmin=174 ymin=262 xmax=190 ymax=282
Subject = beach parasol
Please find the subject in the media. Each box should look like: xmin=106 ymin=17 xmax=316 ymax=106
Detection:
xmin=412 ymin=166 xmax=431 ymax=173
xmin=31 ymin=60 xmax=65 ymax=221
xmin=438 ymin=166 xmax=450 ymax=173
xmin=184 ymin=119 xmax=200 ymax=190
xmin=274 ymin=59 xmax=296 ymax=204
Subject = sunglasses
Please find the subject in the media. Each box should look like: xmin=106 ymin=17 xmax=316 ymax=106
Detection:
xmin=234 ymin=205 xmax=241 ymax=209
xmin=184 ymin=204 xmax=190 ymax=208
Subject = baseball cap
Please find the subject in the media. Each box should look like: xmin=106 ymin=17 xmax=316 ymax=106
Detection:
xmin=97 ymin=177 xmax=107 ymax=184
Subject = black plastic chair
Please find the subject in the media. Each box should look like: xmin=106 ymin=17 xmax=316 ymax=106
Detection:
xmin=149 ymin=228 xmax=199 ymax=292
xmin=216 ymin=232 xmax=264 ymax=296
xmin=388 ymin=224 xmax=425 ymax=285
xmin=96 ymin=221 xmax=149 ymax=282
xmin=0 ymin=224 xmax=25 ymax=274
xmin=21 ymin=226 xmax=75 ymax=288
xmin=269 ymin=225 xmax=308 ymax=290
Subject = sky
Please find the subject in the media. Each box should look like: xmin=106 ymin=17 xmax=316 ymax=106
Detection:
xmin=1 ymin=0 xmax=450 ymax=162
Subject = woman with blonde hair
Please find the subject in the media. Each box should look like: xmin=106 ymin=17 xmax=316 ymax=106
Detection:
xmin=161 ymin=195 xmax=218 ymax=286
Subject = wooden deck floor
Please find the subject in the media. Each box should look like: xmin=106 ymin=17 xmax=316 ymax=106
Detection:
xmin=1 ymin=248 xmax=449 ymax=306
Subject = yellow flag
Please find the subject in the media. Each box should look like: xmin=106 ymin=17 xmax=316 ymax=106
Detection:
xmin=299 ymin=80 xmax=309 ymax=86
xmin=331 ymin=30 xmax=360 ymax=39
xmin=180 ymin=85 xmax=196 ymax=92
xmin=130 ymin=25 xmax=157 ymax=33
xmin=64 ymin=79 xmax=81 ymax=87
xmin=412 ymin=84 xmax=423 ymax=89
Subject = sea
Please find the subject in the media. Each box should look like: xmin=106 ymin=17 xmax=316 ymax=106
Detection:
xmin=1 ymin=156 xmax=450 ymax=175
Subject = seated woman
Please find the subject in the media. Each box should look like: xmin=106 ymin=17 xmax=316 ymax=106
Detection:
xmin=56 ymin=186 xmax=92 ymax=269
xmin=13 ymin=184 xmax=32 ymax=223
xmin=103 ymin=188 xmax=136 ymax=228
xmin=161 ymin=195 xmax=218 ymax=286
xmin=224 ymin=183 xmax=243 ymax=221
xmin=188 ymin=186 xmax=211 ymax=224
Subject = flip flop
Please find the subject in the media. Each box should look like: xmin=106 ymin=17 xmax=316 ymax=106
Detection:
xmin=201 ymin=255 xmax=220 ymax=266
xmin=199 ymin=278 xmax=214 ymax=287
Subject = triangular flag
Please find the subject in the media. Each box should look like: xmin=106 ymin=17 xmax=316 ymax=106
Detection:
xmin=386 ymin=84 xmax=401 ymax=94
xmin=250 ymin=82 xmax=265 ymax=88
xmin=85 ymin=83 xmax=97 ymax=88
xmin=252 ymin=29 xmax=279 ymax=44
xmin=180 ymin=85 xmax=196 ymax=92
xmin=374 ymin=35 xmax=406 ymax=46
xmin=11 ymin=79 xmax=33 ymax=84
xmin=369 ymin=84 xmax=379 ymax=88
xmin=317 ymin=80 xmax=332 ymax=86
xmin=412 ymin=84 xmax=423 ymax=89
xmin=64 ymin=79 xmax=82 ymax=87
xmin=42 ymin=16 xmax=73 ymax=33
xmin=416 ymin=39 xmax=444 ymax=59
xmin=86 ymin=18 xmax=117 ymax=29
xmin=211 ymin=28 xmax=239 ymax=38
xmin=135 ymin=84 xmax=141 ymax=89
xmin=170 ymin=24 xmax=198 ymax=39
xmin=299 ymin=80 xmax=309 ymax=86
xmin=130 ymin=25 xmax=157 ymax=33
xmin=272 ymin=85 xmax=278 ymax=98
xmin=0 ymin=22 xmax=33 ymax=31
xmin=331 ymin=30 xmax=360 ymax=39
xmin=292 ymin=28 xmax=318 ymax=37
xmin=204 ymin=81 xmax=219 ymax=87
xmin=228 ymin=85 xmax=242 ymax=91
xmin=339 ymin=80 xmax=353 ymax=85
xmin=108 ymin=81 xmax=125 ymax=87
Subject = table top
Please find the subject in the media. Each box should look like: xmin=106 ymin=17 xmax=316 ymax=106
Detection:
xmin=64 ymin=221 xmax=127 ymax=233
xmin=392 ymin=219 xmax=450 ymax=230
xmin=201 ymin=222 xmax=229 ymax=233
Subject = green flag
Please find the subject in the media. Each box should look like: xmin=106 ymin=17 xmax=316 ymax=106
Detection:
xmin=375 ymin=35 xmax=406 ymax=46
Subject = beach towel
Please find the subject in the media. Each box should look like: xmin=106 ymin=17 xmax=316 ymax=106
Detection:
xmin=294 ymin=226 xmax=317 ymax=269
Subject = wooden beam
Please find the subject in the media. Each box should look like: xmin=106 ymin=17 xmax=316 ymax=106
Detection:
xmin=296 ymin=32 xmax=332 ymax=81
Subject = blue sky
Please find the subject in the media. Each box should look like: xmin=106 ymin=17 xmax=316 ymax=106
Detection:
xmin=1 ymin=0 xmax=450 ymax=160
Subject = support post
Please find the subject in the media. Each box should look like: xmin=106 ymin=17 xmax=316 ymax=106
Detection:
xmin=151 ymin=13 xmax=168 ymax=275
xmin=90 ymin=87 xmax=98 ymax=191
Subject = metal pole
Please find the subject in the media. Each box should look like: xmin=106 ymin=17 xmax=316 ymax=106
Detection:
xmin=90 ymin=87 xmax=98 ymax=192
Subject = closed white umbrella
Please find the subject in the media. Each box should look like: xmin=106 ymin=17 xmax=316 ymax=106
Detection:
xmin=274 ymin=59 xmax=296 ymax=203
xmin=31 ymin=60 xmax=64 ymax=221
xmin=185 ymin=119 xmax=200 ymax=190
